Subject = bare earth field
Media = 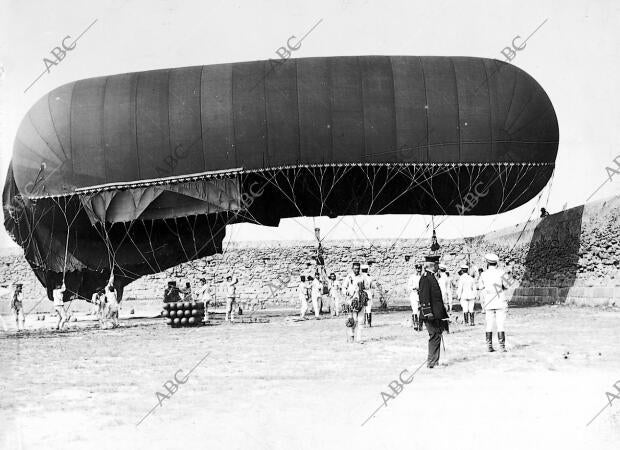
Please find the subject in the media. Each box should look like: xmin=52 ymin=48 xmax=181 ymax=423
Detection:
xmin=1 ymin=306 xmax=619 ymax=450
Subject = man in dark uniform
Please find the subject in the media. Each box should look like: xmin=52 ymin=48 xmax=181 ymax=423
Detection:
xmin=418 ymin=255 xmax=449 ymax=368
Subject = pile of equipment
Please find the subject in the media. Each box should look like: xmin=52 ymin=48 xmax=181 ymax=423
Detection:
xmin=162 ymin=301 xmax=205 ymax=327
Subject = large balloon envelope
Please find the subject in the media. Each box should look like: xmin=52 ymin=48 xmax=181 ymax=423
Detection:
xmin=3 ymin=56 xmax=558 ymax=299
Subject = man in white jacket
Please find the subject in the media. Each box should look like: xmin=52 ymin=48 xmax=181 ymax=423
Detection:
xmin=52 ymin=282 xmax=68 ymax=331
xmin=327 ymin=273 xmax=340 ymax=317
xmin=310 ymin=275 xmax=323 ymax=319
xmin=457 ymin=265 xmax=477 ymax=326
xmin=437 ymin=264 xmax=452 ymax=312
xmin=478 ymin=254 xmax=509 ymax=352
xmin=298 ymin=275 xmax=309 ymax=318
xmin=407 ymin=264 xmax=422 ymax=330
xmin=195 ymin=278 xmax=212 ymax=322
xmin=225 ymin=274 xmax=239 ymax=322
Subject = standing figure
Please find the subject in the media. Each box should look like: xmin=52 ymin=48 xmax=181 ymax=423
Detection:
xmin=478 ymin=254 xmax=509 ymax=352
xmin=163 ymin=281 xmax=181 ymax=303
xmin=360 ymin=264 xmax=374 ymax=327
xmin=298 ymin=275 xmax=309 ymax=318
xmin=105 ymin=276 xmax=120 ymax=328
xmin=11 ymin=283 xmax=24 ymax=331
xmin=196 ymin=278 xmax=212 ymax=322
xmin=457 ymin=265 xmax=477 ymax=326
xmin=90 ymin=290 xmax=100 ymax=317
xmin=344 ymin=262 xmax=365 ymax=343
xmin=449 ymin=272 xmax=458 ymax=309
xmin=418 ymin=256 xmax=449 ymax=368
xmin=182 ymin=282 xmax=192 ymax=302
xmin=53 ymin=282 xmax=68 ymax=331
xmin=437 ymin=264 xmax=452 ymax=312
xmin=407 ymin=264 xmax=423 ymax=331
xmin=306 ymin=276 xmax=314 ymax=315
xmin=96 ymin=289 xmax=107 ymax=327
xmin=310 ymin=274 xmax=323 ymax=319
xmin=328 ymin=273 xmax=340 ymax=317
xmin=475 ymin=267 xmax=484 ymax=309
xmin=225 ymin=274 xmax=238 ymax=322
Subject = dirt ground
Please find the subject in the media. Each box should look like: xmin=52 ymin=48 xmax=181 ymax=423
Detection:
xmin=1 ymin=306 xmax=619 ymax=450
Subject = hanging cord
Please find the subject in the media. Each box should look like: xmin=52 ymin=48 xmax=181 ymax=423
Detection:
xmin=544 ymin=168 xmax=556 ymax=210
xmin=59 ymin=198 xmax=70 ymax=284
xmin=102 ymin=223 xmax=117 ymax=276
xmin=49 ymin=197 xmax=75 ymax=318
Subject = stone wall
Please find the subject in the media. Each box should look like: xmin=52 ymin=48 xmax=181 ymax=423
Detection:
xmin=1 ymin=194 xmax=619 ymax=314
xmin=124 ymin=194 xmax=620 ymax=306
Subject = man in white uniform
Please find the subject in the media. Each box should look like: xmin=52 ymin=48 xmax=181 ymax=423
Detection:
xmin=90 ymin=291 xmax=100 ymax=317
xmin=310 ymin=274 xmax=323 ymax=319
xmin=457 ymin=265 xmax=477 ymax=326
xmin=360 ymin=264 xmax=374 ymax=327
xmin=478 ymin=253 xmax=509 ymax=352
xmin=105 ymin=275 xmax=120 ymax=328
xmin=195 ymin=278 xmax=212 ymax=322
xmin=407 ymin=264 xmax=423 ymax=330
xmin=437 ymin=264 xmax=452 ymax=312
xmin=327 ymin=273 xmax=340 ymax=317
xmin=53 ymin=282 xmax=68 ymax=331
xmin=225 ymin=274 xmax=238 ymax=322
xmin=96 ymin=289 xmax=106 ymax=327
xmin=298 ymin=275 xmax=310 ymax=318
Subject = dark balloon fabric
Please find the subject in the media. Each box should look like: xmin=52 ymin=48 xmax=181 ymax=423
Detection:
xmin=10 ymin=56 xmax=557 ymax=197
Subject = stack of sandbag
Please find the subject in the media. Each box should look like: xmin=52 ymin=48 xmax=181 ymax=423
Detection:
xmin=161 ymin=301 xmax=205 ymax=327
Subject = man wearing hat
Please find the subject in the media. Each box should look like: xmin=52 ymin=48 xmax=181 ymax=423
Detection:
xmin=343 ymin=262 xmax=365 ymax=343
xmin=407 ymin=264 xmax=423 ymax=330
xmin=360 ymin=264 xmax=374 ymax=327
xmin=419 ymin=256 xmax=449 ymax=368
xmin=478 ymin=253 xmax=509 ymax=352
xmin=457 ymin=265 xmax=476 ymax=326
xmin=437 ymin=264 xmax=452 ymax=312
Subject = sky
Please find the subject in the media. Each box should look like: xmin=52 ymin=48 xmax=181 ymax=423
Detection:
xmin=0 ymin=0 xmax=619 ymax=249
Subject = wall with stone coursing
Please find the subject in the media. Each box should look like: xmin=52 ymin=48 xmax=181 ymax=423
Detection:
xmin=1 ymin=194 xmax=619 ymax=314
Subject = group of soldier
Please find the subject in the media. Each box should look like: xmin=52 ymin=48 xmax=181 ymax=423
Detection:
xmin=88 ymin=275 xmax=120 ymax=329
xmin=5 ymin=273 xmax=120 ymax=332
xmin=5 ymin=252 xmax=510 ymax=366
xmin=408 ymin=253 xmax=510 ymax=368
xmin=155 ymin=251 xmax=509 ymax=367
xmin=408 ymin=261 xmax=479 ymax=332
xmin=296 ymin=262 xmax=376 ymax=343
xmin=163 ymin=274 xmax=239 ymax=322
xmin=292 ymin=252 xmax=509 ymax=366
